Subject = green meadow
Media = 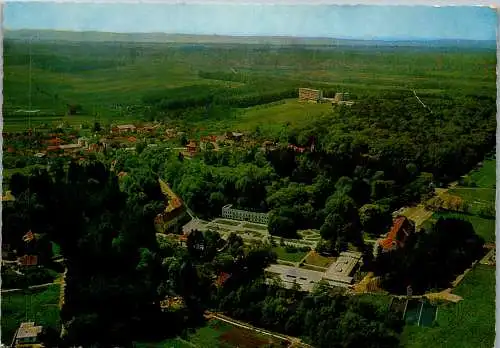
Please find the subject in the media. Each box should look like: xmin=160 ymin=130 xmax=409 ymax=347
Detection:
xmin=3 ymin=33 xmax=496 ymax=133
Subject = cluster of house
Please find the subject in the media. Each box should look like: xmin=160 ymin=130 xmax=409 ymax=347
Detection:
xmin=181 ymin=131 xmax=245 ymax=157
xmin=34 ymin=136 xmax=90 ymax=157
xmin=109 ymin=124 xmax=161 ymax=135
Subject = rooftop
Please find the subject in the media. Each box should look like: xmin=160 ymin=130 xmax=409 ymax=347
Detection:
xmin=16 ymin=322 xmax=42 ymax=339
xmin=266 ymin=251 xmax=361 ymax=291
xmin=117 ymin=124 xmax=136 ymax=129
xmin=378 ymin=216 xmax=411 ymax=250
xmin=59 ymin=144 xmax=81 ymax=149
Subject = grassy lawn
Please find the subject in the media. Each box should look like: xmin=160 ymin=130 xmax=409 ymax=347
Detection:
xmin=51 ymin=242 xmax=62 ymax=258
xmin=427 ymin=158 xmax=496 ymax=243
xmin=272 ymin=247 xmax=309 ymax=263
xmin=213 ymin=219 xmax=241 ymax=226
xmin=355 ymin=293 xmax=393 ymax=310
xmin=232 ymin=99 xmax=331 ymax=133
xmin=401 ymin=264 xmax=495 ymax=348
xmin=304 ymin=251 xmax=335 ymax=268
xmin=469 ymin=159 xmax=496 ymax=188
xmin=134 ymin=338 xmax=194 ymax=348
xmin=242 ymin=223 xmax=268 ymax=231
xmin=243 ymin=230 xmax=264 ymax=238
xmin=1 ymin=285 xmax=61 ymax=344
xmin=448 ymin=188 xmax=495 ymax=205
xmin=430 ymin=212 xmax=495 ymax=243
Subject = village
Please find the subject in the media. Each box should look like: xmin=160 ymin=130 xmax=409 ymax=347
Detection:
xmin=4 ymin=87 xmax=348 ymax=164
xmin=1 ymin=7 xmax=496 ymax=344
xmin=2 ymin=83 xmax=496 ymax=347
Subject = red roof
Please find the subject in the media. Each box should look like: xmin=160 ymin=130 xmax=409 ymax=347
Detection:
xmin=378 ymin=216 xmax=407 ymax=251
xmin=19 ymin=255 xmax=38 ymax=266
xmin=288 ymin=144 xmax=306 ymax=153
xmin=215 ymin=272 xmax=231 ymax=287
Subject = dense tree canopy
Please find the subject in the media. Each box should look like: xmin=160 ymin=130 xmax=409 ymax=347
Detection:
xmin=374 ymin=217 xmax=485 ymax=294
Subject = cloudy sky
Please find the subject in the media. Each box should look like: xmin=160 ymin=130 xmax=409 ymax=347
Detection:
xmin=4 ymin=3 xmax=497 ymax=40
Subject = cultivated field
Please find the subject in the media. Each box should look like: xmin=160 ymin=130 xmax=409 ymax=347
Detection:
xmin=401 ymin=264 xmax=495 ymax=348
xmin=135 ymin=319 xmax=289 ymax=348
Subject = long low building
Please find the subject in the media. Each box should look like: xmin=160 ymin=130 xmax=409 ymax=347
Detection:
xmin=266 ymin=251 xmax=362 ymax=291
xmin=266 ymin=264 xmax=324 ymax=292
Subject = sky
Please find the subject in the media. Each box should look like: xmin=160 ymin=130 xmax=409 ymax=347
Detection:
xmin=3 ymin=3 xmax=497 ymax=40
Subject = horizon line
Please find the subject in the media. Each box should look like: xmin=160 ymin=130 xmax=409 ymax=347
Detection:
xmin=4 ymin=28 xmax=497 ymax=42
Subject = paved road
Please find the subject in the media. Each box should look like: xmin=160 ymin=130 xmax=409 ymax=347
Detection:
xmin=1 ymin=280 xmax=61 ymax=294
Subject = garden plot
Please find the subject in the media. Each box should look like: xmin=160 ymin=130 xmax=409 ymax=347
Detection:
xmin=203 ymin=219 xmax=320 ymax=249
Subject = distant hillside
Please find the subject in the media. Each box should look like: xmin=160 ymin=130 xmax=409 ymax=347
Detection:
xmin=4 ymin=29 xmax=496 ymax=50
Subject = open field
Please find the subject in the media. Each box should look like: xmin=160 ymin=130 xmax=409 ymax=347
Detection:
xmin=135 ymin=319 xmax=288 ymax=348
xmin=401 ymin=264 xmax=495 ymax=348
xmin=430 ymin=157 xmax=496 ymax=243
xmin=430 ymin=212 xmax=495 ymax=243
xmin=194 ymin=99 xmax=331 ymax=135
xmin=399 ymin=205 xmax=434 ymax=228
xmin=1 ymin=284 xmax=61 ymax=344
xmin=448 ymin=188 xmax=495 ymax=206
xmin=468 ymin=159 xmax=496 ymax=188
xmin=3 ymin=34 xmax=496 ymax=133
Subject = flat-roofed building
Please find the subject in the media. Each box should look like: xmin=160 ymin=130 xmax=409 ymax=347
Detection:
xmin=266 ymin=264 xmax=324 ymax=292
xmin=265 ymin=251 xmax=362 ymax=292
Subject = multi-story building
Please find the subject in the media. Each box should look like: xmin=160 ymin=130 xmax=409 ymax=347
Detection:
xmin=298 ymin=88 xmax=323 ymax=103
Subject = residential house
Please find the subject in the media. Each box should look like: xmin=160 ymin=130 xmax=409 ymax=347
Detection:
xmin=155 ymin=179 xmax=187 ymax=233
xmin=375 ymin=216 xmax=416 ymax=256
xmin=12 ymin=322 xmax=43 ymax=348
xmin=287 ymin=144 xmax=306 ymax=153
xmin=226 ymin=132 xmax=244 ymax=141
xmin=185 ymin=141 xmax=198 ymax=156
xmin=18 ymin=255 xmax=38 ymax=267
xmin=111 ymin=124 xmax=136 ymax=134
xmin=165 ymin=129 xmax=176 ymax=138
xmin=59 ymin=144 xmax=82 ymax=153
